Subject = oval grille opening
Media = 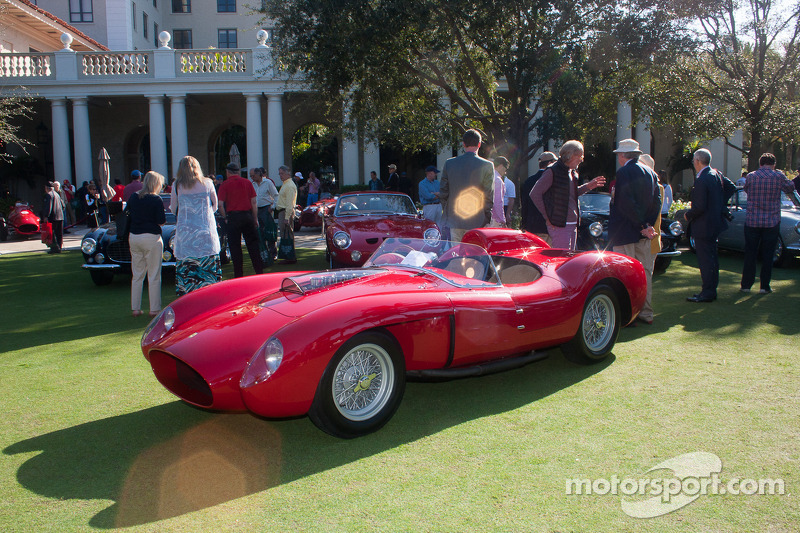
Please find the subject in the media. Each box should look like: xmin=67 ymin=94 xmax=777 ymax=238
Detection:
xmin=148 ymin=351 xmax=212 ymax=407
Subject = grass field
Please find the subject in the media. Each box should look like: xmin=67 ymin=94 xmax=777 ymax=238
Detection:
xmin=0 ymin=247 xmax=797 ymax=532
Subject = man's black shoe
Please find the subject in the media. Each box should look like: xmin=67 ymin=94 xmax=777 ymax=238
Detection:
xmin=687 ymin=295 xmax=714 ymax=303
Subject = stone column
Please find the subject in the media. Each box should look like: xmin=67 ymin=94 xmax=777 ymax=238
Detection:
xmin=267 ymin=93 xmax=284 ymax=187
xmin=616 ymin=101 xmax=633 ymax=168
xmin=147 ymin=95 xmax=168 ymax=178
xmin=70 ymin=96 xmax=93 ymax=183
xmin=528 ymin=98 xmax=543 ymax=177
xmin=50 ymin=98 xmax=72 ymax=183
xmin=636 ymin=115 xmax=652 ymax=155
xmin=363 ymin=140 xmax=380 ymax=185
xmin=245 ymin=93 xmax=264 ymax=169
xmin=168 ymin=94 xmax=188 ymax=181
xmin=341 ymin=105 xmax=359 ymax=187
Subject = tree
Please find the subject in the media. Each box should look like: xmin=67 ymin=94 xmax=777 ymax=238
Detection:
xmin=262 ymin=0 xmax=688 ymax=179
xmin=676 ymin=0 xmax=800 ymax=169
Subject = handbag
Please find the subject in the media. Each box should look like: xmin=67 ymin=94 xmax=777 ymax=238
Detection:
xmin=40 ymin=221 xmax=53 ymax=245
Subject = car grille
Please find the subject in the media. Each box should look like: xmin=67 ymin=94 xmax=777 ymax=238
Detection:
xmin=148 ymin=350 xmax=213 ymax=407
xmin=107 ymin=241 xmax=132 ymax=263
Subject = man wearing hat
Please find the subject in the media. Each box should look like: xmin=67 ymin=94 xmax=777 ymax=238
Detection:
xmin=522 ymin=151 xmax=557 ymax=243
xmin=419 ymin=165 xmax=443 ymax=228
xmin=218 ymin=162 xmax=263 ymax=277
xmin=123 ymin=170 xmax=143 ymax=202
xmin=608 ymin=138 xmax=661 ymax=322
xmin=40 ymin=181 xmax=64 ymax=253
xmin=386 ymin=164 xmax=400 ymax=192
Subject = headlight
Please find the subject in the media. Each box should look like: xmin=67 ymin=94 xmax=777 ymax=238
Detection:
xmin=350 ymin=250 xmax=362 ymax=262
xmin=333 ymin=231 xmax=351 ymax=249
xmin=168 ymin=234 xmax=175 ymax=251
xmin=669 ymin=221 xmax=683 ymax=236
xmin=95 ymin=253 xmax=105 ymax=264
xmin=240 ymin=337 xmax=284 ymax=388
xmin=423 ymin=228 xmax=441 ymax=246
xmin=162 ymin=250 xmax=173 ymax=262
xmin=81 ymin=237 xmax=97 ymax=255
xmin=795 ymin=221 xmax=800 ymax=235
xmin=142 ymin=306 xmax=175 ymax=345
xmin=589 ymin=221 xmax=603 ymax=237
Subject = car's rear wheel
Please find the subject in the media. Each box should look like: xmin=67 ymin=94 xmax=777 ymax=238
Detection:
xmin=89 ymin=270 xmax=114 ymax=286
xmin=562 ymin=284 xmax=620 ymax=364
xmin=309 ymin=331 xmax=405 ymax=438
xmin=773 ymin=235 xmax=789 ymax=267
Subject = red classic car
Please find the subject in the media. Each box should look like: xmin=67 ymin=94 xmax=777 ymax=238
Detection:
xmin=142 ymin=229 xmax=646 ymax=438
xmin=295 ymin=196 xmax=336 ymax=231
xmin=1 ymin=203 xmax=40 ymax=241
xmin=325 ymin=191 xmax=440 ymax=267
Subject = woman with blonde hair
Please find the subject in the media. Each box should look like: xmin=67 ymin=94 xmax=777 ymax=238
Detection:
xmin=128 ymin=171 xmax=167 ymax=317
xmin=170 ymin=155 xmax=221 ymax=296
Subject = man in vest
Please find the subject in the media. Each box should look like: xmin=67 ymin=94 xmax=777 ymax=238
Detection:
xmin=529 ymin=140 xmax=605 ymax=249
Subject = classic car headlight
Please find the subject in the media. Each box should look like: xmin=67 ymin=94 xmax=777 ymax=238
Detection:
xmin=423 ymin=228 xmax=441 ymax=246
xmin=81 ymin=237 xmax=97 ymax=255
xmin=589 ymin=221 xmax=603 ymax=237
xmin=795 ymin=221 xmax=800 ymax=235
xmin=162 ymin=250 xmax=173 ymax=262
xmin=241 ymin=337 xmax=284 ymax=388
xmin=333 ymin=231 xmax=351 ymax=249
xmin=351 ymin=250 xmax=362 ymax=262
xmin=669 ymin=221 xmax=683 ymax=236
xmin=168 ymin=235 xmax=175 ymax=251
xmin=95 ymin=253 xmax=105 ymax=264
xmin=142 ymin=306 xmax=175 ymax=345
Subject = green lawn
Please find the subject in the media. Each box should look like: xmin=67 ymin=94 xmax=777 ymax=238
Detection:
xmin=0 ymin=248 xmax=797 ymax=532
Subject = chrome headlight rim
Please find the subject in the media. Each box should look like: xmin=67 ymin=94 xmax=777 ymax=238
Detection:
xmin=669 ymin=221 xmax=683 ymax=237
xmin=81 ymin=237 xmax=97 ymax=255
xmin=423 ymin=228 xmax=441 ymax=246
xmin=333 ymin=231 xmax=351 ymax=249
xmin=589 ymin=221 xmax=603 ymax=238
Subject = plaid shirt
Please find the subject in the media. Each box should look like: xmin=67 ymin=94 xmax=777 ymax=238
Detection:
xmin=743 ymin=167 xmax=796 ymax=227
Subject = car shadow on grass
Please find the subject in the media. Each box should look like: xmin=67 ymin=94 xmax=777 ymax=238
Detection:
xmin=3 ymin=350 xmax=611 ymax=528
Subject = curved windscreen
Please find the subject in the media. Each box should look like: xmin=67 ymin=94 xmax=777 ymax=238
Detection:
xmin=578 ymin=193 xmax=611 ymax=213
xmin=363 ymin=238 xmax=502 ymax=288
xmin=334 ymin=193 xmax=417 ymax=216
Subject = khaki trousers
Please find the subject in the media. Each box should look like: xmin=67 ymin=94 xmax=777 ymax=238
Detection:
xmin=613 ymin=240 xmax=655 ymax=321
xmin=130 ymin=232 xmax=163 ymax=313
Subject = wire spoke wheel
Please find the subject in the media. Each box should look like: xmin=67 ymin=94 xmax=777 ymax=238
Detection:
xmin=332 ymin=343 xmax=394 ymax=421
xmin=582 ymin=294 xmax=615 ymax=353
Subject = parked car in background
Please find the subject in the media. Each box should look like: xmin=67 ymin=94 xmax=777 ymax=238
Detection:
xmin=576 ymin=192 xmax=683 ymax=271
xmin=684 ymin=188 xmax=800 ymax=267
xmin=325 ymin=191 xmax=440 ymax=268
xmin=1 ymin=203 xmax=40 ymax=241
xmin=141 ymin=229 xmax=646 ymax=438
xmin=295 ymin=197 xmax=336 ymax=231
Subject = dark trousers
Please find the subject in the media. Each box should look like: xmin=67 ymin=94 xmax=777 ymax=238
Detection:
xmin=741 ymin=224 xmax=780 ymax=291
xmin=50 ymin=219 xmax=63 ymax=252
xmin=694 ymin=235 xmax=719 ymax=299
xmin=226 ymin=211 xmax=263 ymax=278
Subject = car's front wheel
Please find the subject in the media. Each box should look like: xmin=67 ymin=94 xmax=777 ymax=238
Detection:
xmin=89 ymin=270 xmax=114 ymax=286
xmin=309 ymin=331 xmax=406 ymax=438
xmin=562 ymin=284 xmax=620 ymax=364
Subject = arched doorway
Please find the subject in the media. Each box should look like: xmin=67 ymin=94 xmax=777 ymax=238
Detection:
xmin=212 ymin=125 xmax=247 ymax=176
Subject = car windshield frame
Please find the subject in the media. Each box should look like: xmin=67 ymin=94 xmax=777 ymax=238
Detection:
xmin=334 ymin=193 xmax=418 ymax=217
xmin=363 ymin=238 xmax=502 ymax=288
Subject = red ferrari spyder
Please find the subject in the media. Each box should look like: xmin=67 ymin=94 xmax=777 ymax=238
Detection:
xmin=325 ymin=191 xmax=440 ymax=268
xmin=142 ymin=228 xmax=646 ymax=438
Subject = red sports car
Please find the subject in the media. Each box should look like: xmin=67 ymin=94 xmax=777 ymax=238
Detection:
xmin=325 ymin=191 xmax=440 ymax=267
xmin=295 ymin=197 xmax=336 ymax=230
xmin=1 ymin=203 xmax=40 ymax=241
xmin=142 ymin=229 xmax=646 ymax=438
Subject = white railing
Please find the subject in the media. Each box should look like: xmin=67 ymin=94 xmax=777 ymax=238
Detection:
xmin=178 ymin=50 xmax=249 ymax=75
xmin=0 ymin=53 xmax=53 ymax=78
xmin=81 ymin=52 xmax=151 ymax=76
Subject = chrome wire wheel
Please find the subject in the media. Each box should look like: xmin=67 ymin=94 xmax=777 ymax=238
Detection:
xmin=582 ymin=293 xmax=616 ymax=354
xmin=332 ymin=342 xmax=395 ymax=421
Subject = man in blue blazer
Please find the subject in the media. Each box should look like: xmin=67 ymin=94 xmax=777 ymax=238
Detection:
xmin=685 ymin=148 xmax=737 ymax=302
xmin=439 ymin=129 xmax=495 ymax=242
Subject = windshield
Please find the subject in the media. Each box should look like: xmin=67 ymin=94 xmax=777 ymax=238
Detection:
xmin=363 ymin=238 xmax=501 ymax=288
xmin=334 ymin=193 xmax=417 ymax=216
xmin=578 ymin=193 xmax=611 ymax=213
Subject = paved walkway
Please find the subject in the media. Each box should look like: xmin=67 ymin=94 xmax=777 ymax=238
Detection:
xmin=0 ymin=224 xmax=326 ymax=255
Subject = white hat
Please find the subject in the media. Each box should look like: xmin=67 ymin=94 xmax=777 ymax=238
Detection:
xmin=613 ymin=138 xmax=642 ymax=154
xmin=294 ymin=172 xmax=303 ymax=178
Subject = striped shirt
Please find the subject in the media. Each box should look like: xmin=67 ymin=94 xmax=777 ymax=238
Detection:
xmin=743 ymin=167 xmax=796 ymax=227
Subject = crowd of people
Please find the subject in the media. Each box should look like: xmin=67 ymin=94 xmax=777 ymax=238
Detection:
xmin=34 ymin=130 xmax=797 ymax=322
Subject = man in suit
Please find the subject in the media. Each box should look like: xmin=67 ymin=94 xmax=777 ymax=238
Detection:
xmin=685 ymin=148 xmax=737 ymax=302
xmin=609 ymin=139 xmax=662 ymax=324
xmin=40 ymin=181 xmax=64 ymax=253
xmin=438 ymin=129 xmax=495 ymax=242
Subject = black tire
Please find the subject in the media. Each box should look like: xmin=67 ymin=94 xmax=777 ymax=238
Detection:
xmin=0 ymin=222 xmax=7 ymax=241
xmin=688 ymin=236 xmax=696 ymax=254
xmin=773 ymin=235 xmax=789 ymax=268
xmin=89 ymin=270 xmax=114 ymax=286
xmin=308 ymin=331 xmax=406 ymax=438
xmin=561 ymin=284 xmax=620 ymax=364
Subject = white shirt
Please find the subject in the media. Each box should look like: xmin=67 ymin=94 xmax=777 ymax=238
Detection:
xmin=251 ymin=177 xmax=278 ymax=208
xmin=503 ymin=176 xmax=516 ymax=206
